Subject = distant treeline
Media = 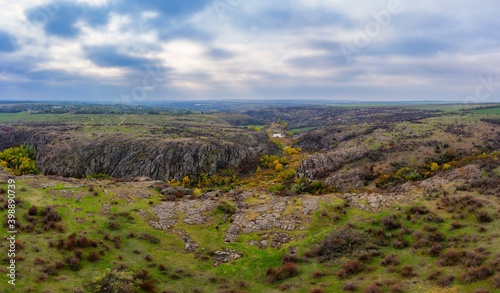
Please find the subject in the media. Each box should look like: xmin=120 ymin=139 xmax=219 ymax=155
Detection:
xmin=481 ymin=118 xmax=500 ymax=126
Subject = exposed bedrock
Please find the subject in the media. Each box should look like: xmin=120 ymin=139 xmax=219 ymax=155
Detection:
xmin=0 ymin=126 xmax=279 ymax=180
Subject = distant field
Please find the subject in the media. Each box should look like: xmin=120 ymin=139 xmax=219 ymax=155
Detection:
xmin=245 ymin=125 xmax=265 ymax=130
xmin=472 ymin=107 xmax=500 ymax=114
xmin=289 ymin=127 xmax=317 ymax=134
xmin=0 ymin=111 xmax=250 ymax=126
xmin=326 ymin=103 xmax=500 ymax=112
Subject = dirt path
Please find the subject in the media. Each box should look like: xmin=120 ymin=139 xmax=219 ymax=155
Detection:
xmin=119 ymin=116 xmax=127 ymax=125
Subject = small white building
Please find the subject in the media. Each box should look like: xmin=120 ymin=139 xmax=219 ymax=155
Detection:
xmin=272 ymin=133 xmax=283 ymax=138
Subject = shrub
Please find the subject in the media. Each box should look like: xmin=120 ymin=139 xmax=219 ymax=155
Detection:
xmin=459 ymin=265 xmax=494 ymax=283
xmin=87 ymin=251 xmax=101 ymax=262
xmin=392 ymin=239 xmax=409 ymax=249
xmin=450 ymin=222 xmax=465 ymax=230
xmin=28 ymin=206 xmax=38 ymax=216
xmin=66 ymin=256 xmax=81 ymax=271
xmin=311 ymin=271 xmax=327 ymax=279
xmin=400 ymin=266 xmax=414 ymax=277
xmin=138 ymin=234 xmax=160 ymax=244
xmin=473 ymin=289 xmax=490 ymax=293
xmin=436 ymin=275 xmax=454 ymax=287
xmin=476 ymin=211 xmax=493 ymax=223
xmin=306 ymin=228 xmax=368 ymax=261
xmin=108 ymin=221 xmax=120 ymax=230
xmin=113 ymin=236 xmax=121 ymax=249
xmin=364 ymin=283 xmax=383 ymax=293
xmin=390 ymin=284 xmax=404 ymax=293
xmin=268 ymin=184 xmax=286 ymax=193
xmin=139 ymin=280 xmax=156 ymax=292
xmin=428 ymin=231 xmax=446 ymax=243
xmin=266 ymin=262 xmax=299 ymax=283
xmin=87 ymin=269 xmax=137 ymax=293
xmin=42 ymin=207 xmax=62 ymax=223
xmin=463 ymin=252 xmax=484 ymax=267
xmin=492 ymin=273 xmax=500 ymax=288
xmin=343 ymin=281 xmax=358 ymax=291
xmin=382 ymin=215 xmax=401 ymax=230
xmin=427 ymin=270 xmax=442 ymax=281
xmin=341 ymin=260 xmax=364 ymax=276
xmin=429 ymin=243 xmax=443 ymax=257
xmin=134 ymin=269 xmax=149 ymax=280
xmin=216 ymin=201 xmax=236 ymax=215
xmin=158 ymin=264 xmax=167 ymax=272
xmin=381 ymin=254 xmax=399 ymax=266
xmin=438 ymin=249 xmax=466 ymax=266
xmin=42 ymin=262 xmax=64 ymax=276
xmin=37 ymin=273 xmax=48 ymax=282
xmin=0 ymin=145 xmax=39 ymax=175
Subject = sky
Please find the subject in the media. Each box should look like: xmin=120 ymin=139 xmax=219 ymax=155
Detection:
xmin=1 ymin=0 xmax=500 ymax=103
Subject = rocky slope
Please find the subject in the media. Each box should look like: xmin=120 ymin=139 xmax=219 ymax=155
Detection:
xmin=0 ymin=125 xmax=279 ymax=180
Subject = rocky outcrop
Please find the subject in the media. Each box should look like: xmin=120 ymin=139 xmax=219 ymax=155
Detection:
xmin=213 ymin=249 xmax=242 ymax=267
xmin=298 ymin=146 xmax=370 ymax=179
xmin=0 ymin=126 xmax=278 ymax=180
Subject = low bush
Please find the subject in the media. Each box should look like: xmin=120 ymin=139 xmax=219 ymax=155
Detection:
xmin=364 ymin=283 xmax=383 ymax=293
xmin=311 ymin=271 xmax=327 ymax=279
xmin=476 ymin=211 xmax=493 ymax=223
xmin=266 ymin=262 xmax=299 ymax=283
xmin=87 ymin=269 xmax=137 ymax=293
xmin=87 ymin=251 xmax=101 ymax=262
xmin=492 ymin=273 xmax=500 ymax=288
xmin=459 ymin=265 xmax=494 ymax=283
xmin=389 ymin=284 xmax=404 ymax=293
xmin=341 ymin=259 xmax=364 ymax=276
xmin=437 ymin=249 xmax=466 ymax=266
xmin=66 ymin=255 xmax=81 ymax=271
xmin=108 ymin=221 xmax=120 ymax=230
xmin=382 ymin=215 xmax=401 ymax=230
xmin=28 ymin=206 xmax=38 ymax=216
xmin=381 ymin=254 xmax=399 ymax=266
xmin=342 ymin=281 xmax=358 ymax=291
xmin=139 ymin=234 xmax=160 ymax=244
xmin=429 ymin=243 xmax=443 ymax=257
xmin=400 ymin=265 xmax=415 ymax=277
xmin=436 ymin=275 xmax=454 ymax=287
xmin=306 ymin=228 xmax=368 ymax=261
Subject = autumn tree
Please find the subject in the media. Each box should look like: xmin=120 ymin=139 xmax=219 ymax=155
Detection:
xmin=0 ymin=145 xmax=39 ymax=175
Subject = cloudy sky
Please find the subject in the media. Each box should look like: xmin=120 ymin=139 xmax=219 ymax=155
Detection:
xmin=1 ymin=0 xmax=499 ymax=103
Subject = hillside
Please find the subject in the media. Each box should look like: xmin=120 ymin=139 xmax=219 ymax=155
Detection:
xmin=0 ymin=104 xmax=499 ymax=292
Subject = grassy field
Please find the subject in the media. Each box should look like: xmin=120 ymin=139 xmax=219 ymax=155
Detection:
xmin=1 ymin=168 xmax=499 ymax=292
xmin=0 ymin=112 xmax=252 ymax=126
xmin=472 ymin=107 xmax=500 ymax=114
xmin=289 ymin=127 xmax=318 ymax=134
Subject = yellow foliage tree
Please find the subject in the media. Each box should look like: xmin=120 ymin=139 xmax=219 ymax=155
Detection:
xmin=181 ymin=176 xmax=191 ymax=187
xmin=0 ymin=145 xmax=39 ymax=175
xmin=430 ymin=162 xmax=439 ymax=172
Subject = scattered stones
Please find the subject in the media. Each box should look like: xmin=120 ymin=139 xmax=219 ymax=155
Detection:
xmin=213 ymin=249 xmax=242 ymax=267
xmin=149 ymin=198 xmax=218 ymax=228
xmin=341 ymin=192 xmax=415 ymax=212
xmin=302 ymin=198 xmax=319 ymax=215
xmin=100 ymin=203 xmax=110 ymax=215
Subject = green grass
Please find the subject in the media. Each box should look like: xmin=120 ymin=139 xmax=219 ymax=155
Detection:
xmin=472 ymin=106 xmax=500 ymax=114
xmin=246 ymin=125 xmax=265 ymax=131
xmin=289 ymin=127 xmax=317 ymax=134
xmin=1 ymin=176 xmax=499 ymax=292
